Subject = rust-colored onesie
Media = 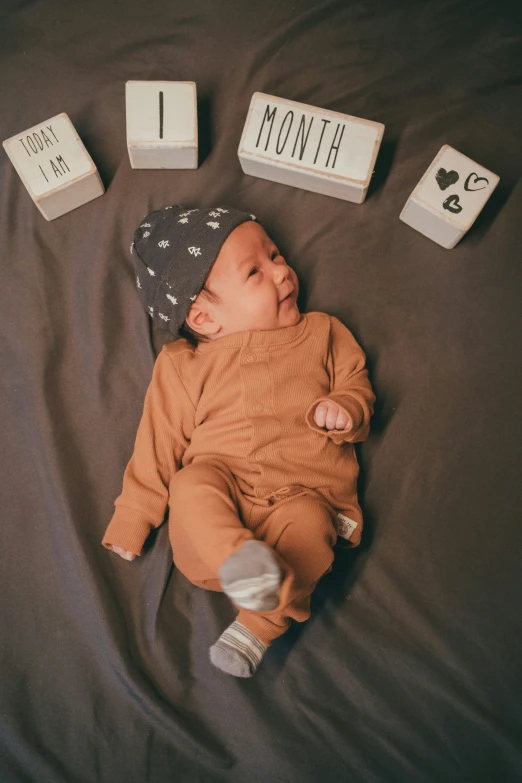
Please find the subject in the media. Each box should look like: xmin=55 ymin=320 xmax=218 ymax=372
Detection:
xmin=102 ymin=312 xmax=375 ymax=646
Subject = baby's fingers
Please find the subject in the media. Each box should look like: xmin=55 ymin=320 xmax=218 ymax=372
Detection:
xmin=314 ymin=401 xmax=329 ymax=428
xmin=314 ymin=401 xmax=351 ymax=430
xmin=111 ymin=545 xmax=136 ymax=561
xmin=335 ymin=409 xmax=351 ymax=430
xmin=314 ymin=401 xmax=340 ymax=429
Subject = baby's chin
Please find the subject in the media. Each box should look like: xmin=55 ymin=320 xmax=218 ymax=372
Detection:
xmin=278 ymin=294 xmax=300 ymax=320
xmin=257 ymin=299 xmax=300 ymax=330
xmin=213 ymin=304 xmax=301 ymax=338
xmin=280 ymin=302 xmax=301 ymax=326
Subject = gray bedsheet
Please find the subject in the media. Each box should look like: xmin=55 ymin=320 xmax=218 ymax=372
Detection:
xmin=1 ymin=0 xmax=521 ymax=780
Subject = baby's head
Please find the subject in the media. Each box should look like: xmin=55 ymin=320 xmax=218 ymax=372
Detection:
xmin=131 ymin=205 xmax=300 ymax=345
xmin=183 ymin=219 xmax=299 ymax=342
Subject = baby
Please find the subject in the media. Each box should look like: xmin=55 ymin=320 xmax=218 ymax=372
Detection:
xmin=102 ymin=204 xmax=375 ymax=678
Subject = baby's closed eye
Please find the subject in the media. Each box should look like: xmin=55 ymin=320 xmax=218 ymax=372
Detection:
xmin=248 ymin=251 xmax=279 ymax=278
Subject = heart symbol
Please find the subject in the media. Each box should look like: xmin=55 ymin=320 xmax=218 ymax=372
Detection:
xmin=464 ymin=172 xmax=489 ymax=191
xmin=442 ymin=194 xmax=462 ymax=214
xmin=436 ymin=168 xmax=459 ymax=191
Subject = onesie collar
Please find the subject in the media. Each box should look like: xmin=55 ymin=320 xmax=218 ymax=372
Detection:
xmin=196 ymin=313 xmax=308 ymax=352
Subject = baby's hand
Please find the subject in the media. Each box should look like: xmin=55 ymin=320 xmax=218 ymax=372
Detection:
xmin=313 ymin=400 xmax=351 ymax=431
xmin=110 ymin=545 xmax=137 ymax=561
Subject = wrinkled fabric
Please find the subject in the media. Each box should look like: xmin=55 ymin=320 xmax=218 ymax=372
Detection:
xmin=1 ymin=0 xmax=522 ymax=781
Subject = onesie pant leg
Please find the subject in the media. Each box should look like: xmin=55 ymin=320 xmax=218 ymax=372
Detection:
xmin=235 ymin=492 xmax=338 ymax=647
xmin=168 ymin=461 xmax=257 ymax=584
xmin=169 ymin=468 xmax=339 ymax=651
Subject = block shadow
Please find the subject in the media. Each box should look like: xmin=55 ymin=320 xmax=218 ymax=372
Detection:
xmin=461 ymin=173 xmax=517 ymax=245
xmin=197 ymin=94 xmax=213 ymax=168
xmin=366 ymin=135 xmax=399 ymax=199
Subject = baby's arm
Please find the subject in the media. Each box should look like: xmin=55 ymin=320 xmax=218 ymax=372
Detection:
xmin=102 ymin=347 xmax=196 ymax=559
xmin=306 ymin=316 xmax=375 ymax=445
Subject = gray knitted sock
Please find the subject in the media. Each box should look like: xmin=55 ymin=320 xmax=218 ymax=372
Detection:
xmin=218 ymin=539 xmax=282 ymax=611
xmin=209 ymin=621 xmax=268 ymax=677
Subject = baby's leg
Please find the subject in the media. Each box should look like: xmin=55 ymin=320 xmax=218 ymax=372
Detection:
xmin=169 ymin=460 xmax=249 ymax=575
xmin=169 ymin=462 xmax=286 ymax=678
xmin=168 ymin=461 xmax=283 ymax=608
xmin=210 ymin=492 xmax=337 ymax=677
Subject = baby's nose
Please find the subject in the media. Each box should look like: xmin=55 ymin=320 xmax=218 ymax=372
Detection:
xmin=273 ymin=264 xmax=289 ymax=284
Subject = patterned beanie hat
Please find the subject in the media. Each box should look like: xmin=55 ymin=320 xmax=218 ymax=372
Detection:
xmin=131 ymin=204 xmax=260 ymax=338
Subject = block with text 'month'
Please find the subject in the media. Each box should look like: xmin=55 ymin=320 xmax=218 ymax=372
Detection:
xmin=238 ymin=92 xmax=384 ymax=203
xmin=400 ymin=145 xmax=500 ymax=249
xmin=2 ymin=112 xmax=104 ymax=221
xmin=126 ymin=81 xmax=198 ymax=169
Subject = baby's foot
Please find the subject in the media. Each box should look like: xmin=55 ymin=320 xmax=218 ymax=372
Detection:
xmin=218 ymin=539 xmax=282 ymax=611
xmin=209 ymin=620 xmax=267 ymax=677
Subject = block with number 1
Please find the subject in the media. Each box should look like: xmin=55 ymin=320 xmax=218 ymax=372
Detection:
xmin=126 ymin=81 xmax=198 ymax=169
xmin=400 ymin=145 xmax=500 ymax=248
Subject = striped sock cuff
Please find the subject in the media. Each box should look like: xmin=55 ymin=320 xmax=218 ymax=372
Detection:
xmin=218 ymin=621 xmax=267 ymax=668
xmin=223 ymin=572 xmax=281 ymax=602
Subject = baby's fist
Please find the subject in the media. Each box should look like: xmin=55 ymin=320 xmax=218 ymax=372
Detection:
xmin=313 ymin=400 xmax=351 ymax=431
xmin=110 ymin=545 xmax=137 ymax=561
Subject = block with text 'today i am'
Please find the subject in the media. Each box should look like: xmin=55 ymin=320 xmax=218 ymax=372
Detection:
xmin=399 ymin=145 xmax=500 ymax=248
xmin=126 ymin=81 xmax=198 ymax=169
xmin=238 ymin=92 xmax=385 ymax=203
xmin=2 ymin=113 xmax=104 ymax=221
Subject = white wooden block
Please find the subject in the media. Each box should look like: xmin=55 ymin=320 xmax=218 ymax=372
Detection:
xmin=400 ymin=145 xmax=500 ymax=249
xmin=2 ymin=112 xmax=104 ymax=221
xmin=238 ymin=92 xmax=384 ymax=203
xmin=126 ymin=81 xmax=198 ymax=169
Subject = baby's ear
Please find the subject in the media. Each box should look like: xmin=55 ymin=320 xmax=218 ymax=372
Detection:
xmin=185 ymin=301 xmax=220 ymax=336
xmin=185 ymin=302 xmax=204 ymax=329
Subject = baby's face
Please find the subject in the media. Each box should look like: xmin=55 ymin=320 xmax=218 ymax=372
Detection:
xmin=187 ymin=221 xmax=300 ymax=340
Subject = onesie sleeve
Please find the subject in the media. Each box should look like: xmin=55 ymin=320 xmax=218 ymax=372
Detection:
xmin=101 ymin=347 xmax=196 ymax=556
xmin=305 ymin=316 xmax=376 ymax=445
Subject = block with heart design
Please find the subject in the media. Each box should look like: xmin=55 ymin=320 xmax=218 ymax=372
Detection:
xmin=238 ymin=92 xmax=384 ymax=203
xmin=400 ymin=144 xmax=499 ymax=248
xmin=2 ymin=112 xmax=104 ymax=221
xmin=126 ymin=81 xmax=198 ymax=169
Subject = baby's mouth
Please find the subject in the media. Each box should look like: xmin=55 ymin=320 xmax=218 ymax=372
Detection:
xmin=279 ymin=288 xmax=294 ymax=305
